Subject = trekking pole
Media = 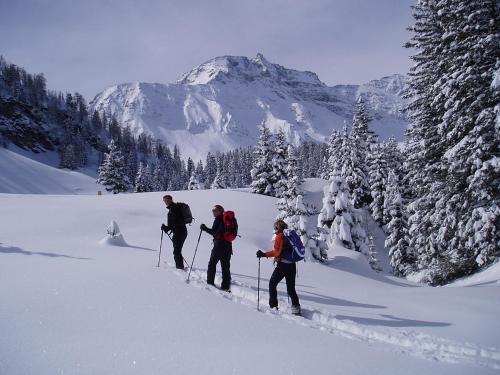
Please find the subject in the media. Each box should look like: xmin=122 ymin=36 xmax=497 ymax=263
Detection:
xmin=257 ymin=258 xmax=261 ymax=311
xmin=157 ymin=230 xmax=164 ymax=268
xmin=187 ymin=229 xmax=203 ymax=283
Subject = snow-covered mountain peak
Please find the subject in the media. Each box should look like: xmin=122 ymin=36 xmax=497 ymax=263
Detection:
xmin=91 ymin=55 xmax=408 ymax=160
xmin=361 ymin=74 xmax=407 ymax=97
xmin=177 ymin=53 xmax=324 ymax=88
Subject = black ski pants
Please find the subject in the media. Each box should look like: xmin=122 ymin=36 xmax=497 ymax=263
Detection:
xmin=269 ymin=262 xmax=300 ymax=308
xmin=172 ymin=226 xmax=187 ymax=269
xmin=207 ymin=241 xmax=232 ymax=290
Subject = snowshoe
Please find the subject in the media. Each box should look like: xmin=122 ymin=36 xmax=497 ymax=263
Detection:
xmin=291 ymin=305 xmax=301 ymax=316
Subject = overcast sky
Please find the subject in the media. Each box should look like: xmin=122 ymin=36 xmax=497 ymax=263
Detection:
xmin=0 ymin=0 xmax=415 ymax=100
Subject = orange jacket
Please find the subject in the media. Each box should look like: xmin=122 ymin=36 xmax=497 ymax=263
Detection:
xmin=265 ymin=232 xmax=286 ymax=261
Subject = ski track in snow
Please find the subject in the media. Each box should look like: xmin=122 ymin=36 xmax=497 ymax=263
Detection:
xmin=166 ymin=262 xmax=500 ymax=371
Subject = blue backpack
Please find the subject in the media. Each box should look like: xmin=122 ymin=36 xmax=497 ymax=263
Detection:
xmin=282 ymin=229 xmax=306 ymax=262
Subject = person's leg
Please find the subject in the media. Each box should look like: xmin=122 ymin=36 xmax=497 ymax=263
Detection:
xmin=284 ymin=263 xmax=300 ymax=307
xmin=220 ymin=247 xmax=232 ymax=290
xmin=269 ymin=263 xmax=285 ymax=309
xmin=207 ymin=248 xmax=219 ymax=285
xmin=172 ymin=228 xmax=187 ymax=269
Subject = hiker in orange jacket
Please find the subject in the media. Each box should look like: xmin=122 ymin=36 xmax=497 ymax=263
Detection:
xmin=256 ymin=219 xmax=301 ymax=315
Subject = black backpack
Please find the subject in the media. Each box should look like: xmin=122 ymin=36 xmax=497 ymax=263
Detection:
xmin=176 ymin=202 xmax=193 ymax=224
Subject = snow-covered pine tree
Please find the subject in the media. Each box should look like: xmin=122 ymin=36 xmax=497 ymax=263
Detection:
xmin=368 ymin=143 xmax=388 ymax=225
xmin=204 ymin=152 xmax=217 ymax=189
xmin=134 ymin=162 xmax=153 ymax=193
xmin=271 ymin=129 xmax=288 ymax=198
xmin=318 ymin=171 xmax=356 ymax=250
xmin=330 ymin=176 xmax=354 ymax=250
xmin=326 ymin=129 xmax=342 ymax=177
xmin=210 ymin=171 xmax=225 ymax=189
xmin=337 ymin=120 xmax=365 ymax=205
xmin=250 ymin=123 xmax=274 ymax=195
xmin=349 ymin=96 xmax=372 ymax=207
xmin=195 ymin=160 xmax=204 ymax=186
xmin=211 ymin=155 xmax=226 ymax=189
xmin=385 ymin=169 xmax=411 ymax=276
xmin=97 ymin=140 xmax=130 ymax=194
xmin=276 ymin=145 xmax=303 ymax=225
xmin=188 ymin=174 xmax=201 ymax=190
xmin=120 ymin=125 xmax=138 ymax=185
xmin=295 ymin=195 xmax=324 ymax=261
xmin=151 ymin=163 xmax=165 ymax=192
xmin=405 ymin=0 xmax=499 ymax=283
xmin=384 ymin=137 xmax=403 ymax=180
xmin=230 ymin=149 xmax=244 ymax=187
xmin=220 ymin=152 xmax=231 ymax=188
xmin=431 ymin=0 xmax=499 ymax=279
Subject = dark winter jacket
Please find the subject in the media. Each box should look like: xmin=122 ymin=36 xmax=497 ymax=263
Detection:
xmin=166 ymin=203 xmax=186 ymax=233
xmin=203 ymin=214 xmax=232 ymax=250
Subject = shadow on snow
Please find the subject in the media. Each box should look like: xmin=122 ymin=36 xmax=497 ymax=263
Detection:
xmin=333 ymin=313 xmax=452 ymax=328
xmin=0 ymin=243 xmax=92 ymax=260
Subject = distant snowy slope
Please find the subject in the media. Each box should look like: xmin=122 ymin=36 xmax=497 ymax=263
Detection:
xmin=90 ymin=54 xmax=407 ymax=160
xmin=0 ymin=147 xmax=104 ymax=194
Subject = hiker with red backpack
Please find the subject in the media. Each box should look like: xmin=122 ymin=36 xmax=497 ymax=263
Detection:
xmin=200 ymin=204 xmax=237 ymax=292
xmin=256 ymin=219 xmax=302 ymax=315
xmin=161 ymin=195 xmax=188 ymax=270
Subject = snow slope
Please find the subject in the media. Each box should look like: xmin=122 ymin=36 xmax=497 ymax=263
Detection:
xmin=90 ymin=54 xmax=407 ymax=160
xmin=1 ymin=188 xmax=499 ymax=375
xmin=0 ymin=147 xmax=105 ymax=194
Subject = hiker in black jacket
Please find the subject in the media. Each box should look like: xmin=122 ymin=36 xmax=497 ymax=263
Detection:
xmin=161 ymin=195 xmax=187 ymax=269
xmin=200 ymin=205 xmax=232 ymax=291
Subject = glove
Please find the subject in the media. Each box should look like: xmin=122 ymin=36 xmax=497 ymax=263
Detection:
xmin=256 ymin=250 xmax=266 ymax=258
xmin=200 ymin=224 xmax=208 ymax=231
xmin=161 ymin=224 xmax=169 ymax=233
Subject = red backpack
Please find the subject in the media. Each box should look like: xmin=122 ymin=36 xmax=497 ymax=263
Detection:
xmin=223 ymin=211 xmax=238 ymax=242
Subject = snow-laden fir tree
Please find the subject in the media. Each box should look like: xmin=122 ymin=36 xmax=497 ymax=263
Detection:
xmin=368 ymin=143 xmax=388 ymax=225
xmin=318 ymin=170 xmax=371 ymax=254
xmin=277 ymin=145 xmax=303 ymax=220
xmin=195 ymin=160 xmax=204 ymax=184
xmin=151 ymin=164 xmax=165 ymax=192
xmin=338 ymin=120 xmax=369 ymax=208
xmin=250 ymin=123 xmax=274 ymax=195
xmin=188 ymin=174 xmax=202 ymax=190
xmin=318 ymin=171 xmax=353 ymax=250
xmin=326 ymin=129 xmax=342 ymax=177
xmin=211 ymin=157 xmax=226 ymax=189
xmin=404 ymin=0 xmax=499 ymax=284
xmin=349 ymin=96 xmax=372 ymax=207
xmin=271 ymin=129 xmax=288 ymax=198
xmin=217 ymin=153 xmax=229 ymax=188
xmin=134 ymin=162 xmax=153 ymax=193
xmin=385 ymin=169 xmax=411 ymax=276
xmin=204 ymin=152 xmax=217 ymax=189
xmin=97 ymin=140 xmax=130 ymax=194
xmin=384 ymin=137 xmax=404 ymax=179
xmin=330 ymin=177 xmax=354 ymax=250
xmin=295 ymin=195 xmax=325 ymax=261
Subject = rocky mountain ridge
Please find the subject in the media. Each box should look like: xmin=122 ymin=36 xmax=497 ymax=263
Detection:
xmin=90 ymin=54 xmax=408 ymax=160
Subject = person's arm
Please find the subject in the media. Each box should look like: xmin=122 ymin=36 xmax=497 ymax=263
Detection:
xmin=265 ymin=233 xmax=284 ymax=258
xmin=206 ymin=218 xmax=219 ymax=236
xmin=202 ymin=217 xmax=220 ymax=236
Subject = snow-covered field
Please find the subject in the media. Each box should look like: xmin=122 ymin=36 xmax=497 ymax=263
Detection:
xmin=1 ymin=155 xmax=499 ymax=374
xmin=0 ymin=147 xmax=104 ymax=195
